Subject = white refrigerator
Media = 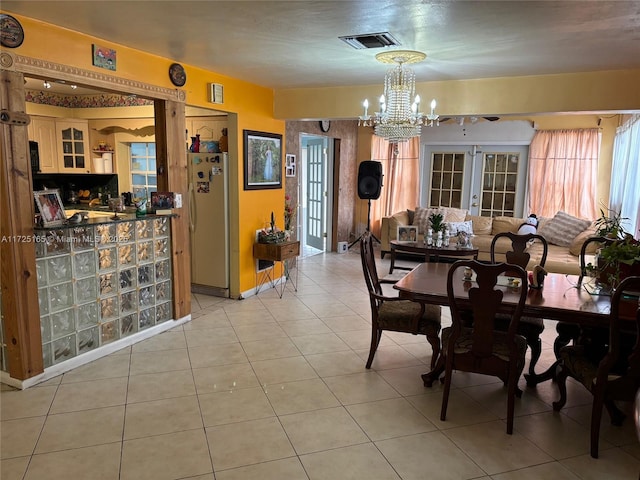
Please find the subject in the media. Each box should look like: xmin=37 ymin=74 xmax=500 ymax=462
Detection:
xmin=188 ymin=152 xmax=229 ymax=297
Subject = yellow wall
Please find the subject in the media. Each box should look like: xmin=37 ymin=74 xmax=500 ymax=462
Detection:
xmin=275 ymin=69 xmax=640 ymax=120
xmin=7 ymin=13 xmax=285 ymax=297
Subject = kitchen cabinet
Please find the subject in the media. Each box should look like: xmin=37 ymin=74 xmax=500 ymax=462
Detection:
xmin=56 ymin=119 xmax=91 ymax=173
xmin=186 ymin=117 xmax=227 ymax=142
xmin=28 ymin=116 xmax=59 ymax=173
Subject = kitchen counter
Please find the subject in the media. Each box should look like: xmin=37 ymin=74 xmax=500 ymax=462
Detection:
xmin=34 ymin=210 xmax=175 ymax=230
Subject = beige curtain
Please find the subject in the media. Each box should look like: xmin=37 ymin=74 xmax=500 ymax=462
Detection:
xmin=369 ymin=136 xmax=420 ymax=237
xmin=528 ymin=129 xmax=599 ymax=219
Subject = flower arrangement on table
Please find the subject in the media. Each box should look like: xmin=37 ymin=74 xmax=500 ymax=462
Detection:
xmin=258 ymin=212 xmax=286 ymax=244
xmin=284 ymin=195 xmax=297 ymax=232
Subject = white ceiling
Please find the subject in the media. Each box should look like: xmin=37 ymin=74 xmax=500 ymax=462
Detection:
xmin=4 ymin=1 xmax=640 ymax=91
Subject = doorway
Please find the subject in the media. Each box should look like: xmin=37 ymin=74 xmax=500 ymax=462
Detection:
xmin=299 ymin=134 xmax=334 ymax=256
xmin=422 ymin=144 xmax=529 ymax=217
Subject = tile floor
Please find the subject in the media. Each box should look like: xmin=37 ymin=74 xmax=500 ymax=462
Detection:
xmin=2 ymin=249 xmax=640 ymax=480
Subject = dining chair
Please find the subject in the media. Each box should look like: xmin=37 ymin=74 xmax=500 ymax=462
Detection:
xmin=552 ymin=275 xmax=640 ymax=458
xmin=360 ymin=231 xmax=441 ymax=369
xmin=490 ymin=232 xmax=548 ymax=378
xmin=441 ymin=260 xmax=529 ymax=434
xmin=554 ymin=236 xmax=617 ymax=361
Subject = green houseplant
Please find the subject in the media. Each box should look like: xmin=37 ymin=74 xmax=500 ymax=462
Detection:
xmin=585 ymin=207 xmax=639 ymax=289
xmin=428 ymin=212 xmax=445 ymax=233
xmin=596 ymin=234 xmax=640 ymax=289
xmin=594 ymin=206 xmax=628 ymax=239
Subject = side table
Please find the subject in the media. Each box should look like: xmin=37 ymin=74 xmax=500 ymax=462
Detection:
xmin=253 ymin=240 xmax=300 ymax=298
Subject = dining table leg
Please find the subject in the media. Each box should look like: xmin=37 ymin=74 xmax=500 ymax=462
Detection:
xmin=524 ymin=360 xmax=561 ymax=386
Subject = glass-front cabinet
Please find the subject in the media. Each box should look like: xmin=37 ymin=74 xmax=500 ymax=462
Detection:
xmin=56 ymin=120 xmax=91 ymax=173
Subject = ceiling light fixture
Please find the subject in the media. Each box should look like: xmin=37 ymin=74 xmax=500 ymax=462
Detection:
xmin=70 ymin=84 xmax=77 ymax=90
xmin=43 ymin=80 xmax=51 ymax=89
xmin=358 ymin=50 xmax=438 ymax=143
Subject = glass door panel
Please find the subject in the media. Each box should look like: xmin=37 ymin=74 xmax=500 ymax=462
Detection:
xmin=480 ymin=151 xmax=520 ymax=217
xmin=428 ymin=152 xmax=465 ymax=208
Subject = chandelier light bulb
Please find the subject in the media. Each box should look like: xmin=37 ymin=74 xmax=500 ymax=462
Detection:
xmin=430 ymin=99 xmax=437 ymax=113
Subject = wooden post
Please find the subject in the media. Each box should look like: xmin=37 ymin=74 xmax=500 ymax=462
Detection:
xmin=154 ymin=99 xmax=190 ymax=319
xmin=0 ymin=69 xmax=44 ymax=379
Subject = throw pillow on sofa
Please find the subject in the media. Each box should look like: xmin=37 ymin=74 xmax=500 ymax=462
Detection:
xmin=440 ymin=207 xmax=468 ymax=223
xmin=537 ymin=211 xmax=592 ymax=247
xmin=446 ymin=220 xmax=474 ymax=236
xmin=465 ymin=214 xmax=493 ymax=235
xmin=413 ymin=207 xmax=443 ymax=233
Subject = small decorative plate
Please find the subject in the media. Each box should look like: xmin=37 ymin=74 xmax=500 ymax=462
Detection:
xmin=169 ymin=63 xmax=186 ymax=87
xmin=0 ymin=14 xmax=24 ymax=48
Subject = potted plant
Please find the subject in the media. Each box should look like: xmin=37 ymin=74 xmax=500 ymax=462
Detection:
xmin=594 ymin=206 xmax=628 ymax=239
xmin=428 ymin=212 xmax=445 ymax=233
xmin=596 ymin=234 xmax=640 ymax=289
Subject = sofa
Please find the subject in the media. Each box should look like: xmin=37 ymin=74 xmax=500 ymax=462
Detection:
xmin=380 ymin=207 xmax=597 ymax=275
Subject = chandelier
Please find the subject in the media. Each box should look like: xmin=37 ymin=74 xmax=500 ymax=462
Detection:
xmin=358 ymin=50 xmax=439 ymax=143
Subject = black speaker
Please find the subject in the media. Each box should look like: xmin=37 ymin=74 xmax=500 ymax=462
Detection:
xmin=357 ymin=161 xmax=382 ymax=200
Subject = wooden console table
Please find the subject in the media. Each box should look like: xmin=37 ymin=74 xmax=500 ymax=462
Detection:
xmin=253 ymin=240 xmax=300 ymax=298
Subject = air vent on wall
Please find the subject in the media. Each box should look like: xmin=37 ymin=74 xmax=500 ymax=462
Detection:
xmin=339 ymin=32 xmax=401 ymax=50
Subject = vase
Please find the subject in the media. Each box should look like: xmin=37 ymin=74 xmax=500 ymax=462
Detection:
xmin=190 ymin=134 xmax=200 ymax=153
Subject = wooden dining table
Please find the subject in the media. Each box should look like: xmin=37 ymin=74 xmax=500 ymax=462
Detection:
xmin=393 ymin=262 xmax=625 ymax=386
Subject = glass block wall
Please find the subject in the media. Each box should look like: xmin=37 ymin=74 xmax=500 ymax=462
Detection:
xmin=36 ymin=217 xmax=172 ymax=367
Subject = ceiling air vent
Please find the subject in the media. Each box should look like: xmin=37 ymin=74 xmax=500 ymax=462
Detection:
xmin=339 ymin=32 xmax=401 ymax=50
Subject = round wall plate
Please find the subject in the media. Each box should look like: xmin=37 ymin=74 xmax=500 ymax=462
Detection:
xmin=169 ymin=63 xmax=186 ymax=87
xmin=0 ymin=14 xmax=25 ymax=48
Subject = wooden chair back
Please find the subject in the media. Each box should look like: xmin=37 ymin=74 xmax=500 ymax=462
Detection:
xmin=578 ymin=236 xmax=616 ymax=285
xmin=442 ymin=259 xmax=529 ymax=434
xmin=600 ymin=275 xmax=640 ymax=389
xmin=446 ymin=260 xmax=528 ymax=359
xmin=360 ymin=231 xmax=383 ymax=300
xmin=490 ymin=231 xmax=548 ymax=270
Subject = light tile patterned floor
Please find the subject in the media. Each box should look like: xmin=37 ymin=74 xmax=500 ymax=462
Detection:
xmin=2 ymin=250 xmax=640 ymax=480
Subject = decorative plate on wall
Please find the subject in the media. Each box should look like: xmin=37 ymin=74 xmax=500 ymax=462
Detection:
xmin=0 ymin=14 xmax=25 ymax=48
xmin=169 ymin=63 xmax=186 ymax=87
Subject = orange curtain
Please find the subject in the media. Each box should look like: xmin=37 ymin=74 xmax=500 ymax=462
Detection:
xmin=369 ymin=136 xmax=420 ymax=237
xmin=528 ymin=129 xmax=599 ymax=219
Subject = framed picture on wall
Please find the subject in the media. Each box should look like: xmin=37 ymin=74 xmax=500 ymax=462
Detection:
xmin=92 ymin=44 xmax=117 ymax=71
xmin=285 ymin=154 xmax=296 ymax=177
xmin=34 ymin=189 xmax=66 ymax=226
xmin=243 ymin=130 xmax=282 ymax=190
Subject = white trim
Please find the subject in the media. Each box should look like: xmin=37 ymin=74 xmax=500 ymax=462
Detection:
xmin=1 ymin=314 xmax=191 ymax=390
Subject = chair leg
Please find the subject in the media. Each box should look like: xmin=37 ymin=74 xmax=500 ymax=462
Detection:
xmin=440 ymin=358 xmax=453 ymax=422
xmin=552 ymin=365 xmax=570 ymax=411
xmin=425 ymin=333 xmax=441 ymax=369
xmin=422 ymin=354 xmax=445 ymax=387
xmin=365 ymin=329 xmax=382 ymax=369
xmin=527 ymin=336 xmax=542 ymax=377
xmin=590 ymin=390 xmax=606 ymax=459
xmin=506 ymin=365 xmax=519 ymax=434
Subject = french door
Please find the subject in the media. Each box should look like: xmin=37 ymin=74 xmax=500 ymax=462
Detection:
xmin=422 ymin=145 xmax=529 ymax=217
xmin=306 ymin=138 xmax=326 ymax=250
